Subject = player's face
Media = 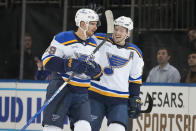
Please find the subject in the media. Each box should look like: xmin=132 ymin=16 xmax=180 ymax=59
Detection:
xmin=86 ymin=21 xmax=98 ymax=37
xmin=113 ymin=26 xmax=128 ymax=45
xmin=157 ymin=49 xmax=170 ymax=65
xmin=188 ymin=53 xmax=196 ymax=67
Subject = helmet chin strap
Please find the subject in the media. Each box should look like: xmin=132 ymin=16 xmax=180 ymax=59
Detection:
xmin=79 ymin=22 xmax=89 ymax=40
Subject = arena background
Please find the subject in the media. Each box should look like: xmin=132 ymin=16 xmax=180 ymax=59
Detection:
xmin=0 ymin=0 xmax=196 ymax=131
xmin=0 ymin=0 xmax=195 ymax=80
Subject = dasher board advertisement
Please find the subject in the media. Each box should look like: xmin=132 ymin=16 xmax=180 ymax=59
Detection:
xmin=0 ymin=81 xmax=196 ymax=131
xmin=132 ymin=83 xmax=196 ymax=131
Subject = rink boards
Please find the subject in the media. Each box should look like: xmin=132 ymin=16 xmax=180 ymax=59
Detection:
xmin=0 ymin=80 xmax=196 ymax=131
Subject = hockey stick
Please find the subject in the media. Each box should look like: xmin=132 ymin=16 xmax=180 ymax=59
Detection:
xmin=140 ymin=93 xmax=153 ymax=113
xmin=20 ymin=10 xmax=114 ymax=131
xmin=128 ymin=94 xmax=153 ymax=131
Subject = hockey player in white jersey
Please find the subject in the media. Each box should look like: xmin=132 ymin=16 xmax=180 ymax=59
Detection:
xmin=89 ymin=16 xmax=144 ymax=131
xmin=41 ymin=8 xmax=103 ymax=131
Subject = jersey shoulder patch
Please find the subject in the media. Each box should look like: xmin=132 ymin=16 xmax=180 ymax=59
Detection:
xmin=126 ymin=43 xmax=143 ymax=57
xmin=54 ymin=31 xmax=78 ymax=46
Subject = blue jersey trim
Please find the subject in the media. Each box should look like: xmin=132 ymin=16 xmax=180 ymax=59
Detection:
xmin=95 ymin=33 xmax=106 ymax=37
xmin=88 ymin=37 xmax=97 ymax=46
xmin=55 ymin=31 xmax=76 ymax=43
xmin=126 ymin=43 xmax=143 ymax=57
xmin=59 ymin=73 xmax=90 ymax=83
xmin=129 ymin=76 xmax=142 ymax=80
xmin=42 ymin=54 xmax=55 ymax=61
xmin=95 ymin=33 xmax=113 ymax=43
xmin=91 ymin=82 xmax=129 ymax=94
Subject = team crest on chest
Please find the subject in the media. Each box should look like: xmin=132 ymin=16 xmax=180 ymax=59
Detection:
xmin=104 ymin=52 xmax=133 ymax=75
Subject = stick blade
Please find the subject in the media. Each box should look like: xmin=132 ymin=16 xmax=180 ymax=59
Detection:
xmin=141 ymin=93 xmax=153 ymax=113
xmin=105 ymin=10 xmax=114 ymax=34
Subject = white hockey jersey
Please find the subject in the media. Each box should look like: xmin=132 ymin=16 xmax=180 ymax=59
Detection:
xmin=89 ymin=33 xmax=144 ymax=99
xmin=42 ymin=31 xmax=97 ymax=87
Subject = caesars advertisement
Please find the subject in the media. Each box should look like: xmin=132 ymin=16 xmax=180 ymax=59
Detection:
xmin=133 ymin=84 xmax=196 ymax=131
xmin=0 ymin=81 xmax=196 ymax=131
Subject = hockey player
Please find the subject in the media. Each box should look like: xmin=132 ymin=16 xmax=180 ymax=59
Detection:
xmin=41 ymin=8 xmax=103 ymax=131
xmin=89 ymin=16 xmax=144 ymax=131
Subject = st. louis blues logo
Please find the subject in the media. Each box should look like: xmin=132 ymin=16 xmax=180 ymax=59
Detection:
xmin=104 ymin=52 xmax=133 ymax=75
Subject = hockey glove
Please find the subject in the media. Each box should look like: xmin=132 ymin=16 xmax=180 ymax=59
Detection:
xmin=85 ymin=61 xmax=103 ymax=80
xmin=65 ymin=58 xmax=87 ymax=74
xmin=128 ymin=96 xmax=142 ymax=119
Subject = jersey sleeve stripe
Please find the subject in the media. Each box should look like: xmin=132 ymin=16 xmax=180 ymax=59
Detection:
xmin=63 ymin=78 xmax=90 ymax=87
xmin=129 ymin=76 xmax=142 ymax=84
xmin=96 ymin=36 xmax=113 ymax=43
xmin=128 ymin=80 xmax=142 ymax=84
xmin=96 ymin=36 xmax=104 ymax=39
xmin=88 ymin=42 xmax=96 ymax=47
xmin=127 ymin=47 xmax=142 ymax=57
xmin=42 ymin=55 xmax=55 ymax=66
xmin=59 ymin=73 xmax=90 ymax=82
xmin=60 ymin=73 xmax=91 ymax=87
xmin=93 ymin=66 xmax=103 ymax=79
xmin=89 ymin=87 xmax=129 ymax=98
xmin=62 ymin=39 xmax=78 ymax=45
xmin=91 ymin=82 xmax=129 ymax=94
xmin=129 ymin=76 xmax=142 ymax=80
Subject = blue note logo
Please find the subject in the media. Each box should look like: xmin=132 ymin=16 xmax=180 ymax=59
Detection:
xmin=104 ymin=53 xmax=132 ymax=75
xmin=91 ymin=115 xmax=98 ymax=121
xmin=52 ymin=114 xmax=60 ymax=121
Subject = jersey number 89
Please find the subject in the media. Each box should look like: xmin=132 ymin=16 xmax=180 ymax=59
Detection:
xmin=45 ymin=46 xmax=56 ymax=54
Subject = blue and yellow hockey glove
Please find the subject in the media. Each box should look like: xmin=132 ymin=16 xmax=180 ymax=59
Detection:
xmin=65 ymin=58 xmax=87 ymax=74
xmin=85 ymin=60 xmax=103 ymax=80
xmin=128 ymin=96 xmax=142 ymax=119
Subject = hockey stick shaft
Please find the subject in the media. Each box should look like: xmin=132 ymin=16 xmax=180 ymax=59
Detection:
xmin=21 ymin=10 xmax=114 ymax=131
xmin=140 ymin=93 xmax=153 ymax=113
xmin=20 ymin=80 xmax=69 ymax=130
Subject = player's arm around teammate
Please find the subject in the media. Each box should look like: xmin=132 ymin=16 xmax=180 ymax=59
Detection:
xmin=41 ymin=8 xmax=103 ymax=131
xmin=89 ymin=16 xmax=144 ymax=131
